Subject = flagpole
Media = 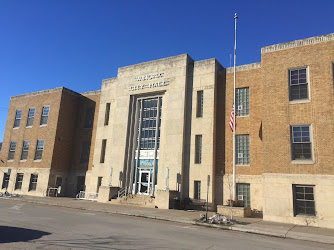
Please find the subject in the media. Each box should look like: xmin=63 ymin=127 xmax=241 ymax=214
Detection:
xmin=233 ymin=13 xmax=238 ymax=201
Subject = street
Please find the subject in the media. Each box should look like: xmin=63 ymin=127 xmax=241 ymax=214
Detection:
xmin=0 ymin=199 xmax=332 ymax=249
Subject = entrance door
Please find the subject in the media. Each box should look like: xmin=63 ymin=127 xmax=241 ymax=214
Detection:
xmin=138 ymin=170 xmax=150 ymax=194
xmin=76 ymin=176 xmax=85 ymax=195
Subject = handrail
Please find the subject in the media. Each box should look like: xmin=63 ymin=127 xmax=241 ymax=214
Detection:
xmin=118 ymin=187 xmax=127 ymax=198
xmin=76 ymin=191 xmax=98 ymax=201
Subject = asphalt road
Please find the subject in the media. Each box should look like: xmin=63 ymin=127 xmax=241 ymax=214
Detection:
xmin=0 ymin=199 xmax=332 ymax=249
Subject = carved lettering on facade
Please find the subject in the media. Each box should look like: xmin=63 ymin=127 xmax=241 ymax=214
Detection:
xmin=129 ymin=81 xmax=170 ymax=91
xmin=135 ymin=73 xmax=164 ymax=82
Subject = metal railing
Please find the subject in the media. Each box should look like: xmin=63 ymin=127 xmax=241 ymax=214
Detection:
xmin=76 ymin=191 xmax=98 ymax=201
xmin=118 ymin=187 xmax=127 ymax=198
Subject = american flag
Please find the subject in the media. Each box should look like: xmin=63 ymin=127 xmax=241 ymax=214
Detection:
xmin=229 ymin=102 xmax=235 ymax=132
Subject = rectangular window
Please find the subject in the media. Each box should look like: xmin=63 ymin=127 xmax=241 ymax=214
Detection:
xmin=289 ymin=67 xmax=309 ymax=101
xmin=196 ymin=91 xmax=203 ymax=117
xmin=236 ymin=135 xmax=250 ymax=165
xmin=80 ymin=142 xmax=91 ymax=164
xmin=21 ymin=140 xmax=30 ymax=160
xmin=84 ymin=107 xmax=94 ymax=128
xmin=13 ymin=110 xmax=22 ymax=128
xmin=8 ymin=141 xmax=16 ymax=160
xmin=15 ymin=173 xmax=24 ymax=190
xmin=236 ymin=87 xmax=249 ymax=116
xmin=97 ymin=177 xmax=103 ymax=193
xmin=291 ymin=125 xmax=312 ymax=161
xmin=194 ymin=181 xmax=201 ymax=199
xmin=100 ymin=139 xmax=107 ymax=163
xmin=293 ymin=185 xmax=315 ymax=216
xmin=195 ymin=135 xmax=202 ymax=164
xmin=104 ymin=103 xmax=111 ymax=125
xmin=40 ymin=106 xmax=50 ymax=125
xmin=2 ymin=173 xmax=10 ymax=189
xmin=29 ymin=174 xmax=38 ymax=191
xmin=237 ymin=183 xmax=251 ymax=208
xmin=34 ymin=140 xmax=44 ymax=160
xmin=26 ymin=108 xmax=35 ymax=127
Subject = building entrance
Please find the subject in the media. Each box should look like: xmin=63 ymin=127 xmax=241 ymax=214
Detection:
xmin=138 ymin=169 xmax=151 ymax=194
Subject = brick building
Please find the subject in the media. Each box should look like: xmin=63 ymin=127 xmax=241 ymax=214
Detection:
xmin=0 ymin=33 xmax=333 ymax=228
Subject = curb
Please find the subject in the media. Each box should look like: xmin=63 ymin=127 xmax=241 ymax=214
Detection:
xmin=2 ymin=197 xmax=334 ymax=245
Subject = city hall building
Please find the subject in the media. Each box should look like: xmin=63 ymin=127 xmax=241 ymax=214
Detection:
xmin=1 ymin=33 xmax=334 ymax=229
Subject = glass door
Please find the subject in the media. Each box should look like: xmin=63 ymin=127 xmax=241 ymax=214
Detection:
xmin=138 ymin=170 xmax=150 ymax=194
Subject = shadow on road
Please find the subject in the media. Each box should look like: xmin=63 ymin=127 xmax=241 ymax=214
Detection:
xmin=0 ymin=225 xmax=51 ymax=243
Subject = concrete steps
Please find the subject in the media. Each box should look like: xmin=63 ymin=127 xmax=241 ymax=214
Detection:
xmin=109 ymin=194 xmax=156 ymax=208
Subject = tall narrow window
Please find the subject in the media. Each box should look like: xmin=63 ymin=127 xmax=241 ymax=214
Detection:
xmin=236 ymin=87 xmax=249 ymax=116
xmin=104 ymin=103 xmax=111 ymax=125
xmin=196 ymin=91 xmax=203 ymax=117
xmin=29 ymin=174 xmax=38 ymax=191
xmin=2 ymin=173 xmax=10 ymax=189
xmin=80 ymin=142 xmax=90 ymax=164
xmin=34 ymin=140 xmax=44 ymax=160
xmin=195 ymin=135 xmax=202 ymax=164
xmin=15 ymin=173 xmax=24 ymax=190
xmin=290 ymin=125 xmax=312 ymax=161
xmin=13 ymin=110 xmax=22 ymax=128
xmin=97 ymin=177 xmax=103 ymax=193
xmin=40 ymin=106 xmax=50 ymax=125
xmin=194 ymin=181 xmax=201 ymax=199
xmin=26 ymin=108 xmax=35 ymax=127
xmin=289 ymin=67 xmax=309 ymax=101
xmin=237 ymin=183 xmax=251 ymax=208
xmin=84 ymin=107 xmax=94 ymax=128
xmin=236 ymin=135 xmax=250 ymax=165
xmin=21 ymin=140 xmax=30 ymax=160
xmin=100 ymin=139 xmax=107 ymax=163
xmin=8 ymin=141 xmax=16 ymax=160
xmin=293 ymin=185 xmax=315 ymax=216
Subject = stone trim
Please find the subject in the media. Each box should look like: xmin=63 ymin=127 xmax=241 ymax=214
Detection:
xmin=261 ymin=33 xmax=334 ymax=54
xmin=11 ymin=87 xmax=65 ymax=99
xmin=81 ymin=90 xmax=101 ymax=96
xmin=226 ymin=62 xmax=261 ymax=73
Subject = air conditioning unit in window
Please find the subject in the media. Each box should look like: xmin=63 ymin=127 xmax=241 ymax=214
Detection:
xmin=237 ymin=105 xmax=243 ymax=111
xmin=238 ymin=153 xmax=243 ymax=158
xmin=238 ymin=195 xmax=244 ymax=200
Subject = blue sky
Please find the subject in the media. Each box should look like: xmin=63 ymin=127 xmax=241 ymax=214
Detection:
xmin=0 ymin=0 xmax=333 ymax=141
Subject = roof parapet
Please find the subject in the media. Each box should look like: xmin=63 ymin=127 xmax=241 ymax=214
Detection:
xmin=226 ymin=62 xmax=261 ymax=73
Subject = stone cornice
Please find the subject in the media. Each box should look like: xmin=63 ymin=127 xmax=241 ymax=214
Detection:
xmin=81 ymin=90 xmax=101 ymax=96
xmin=226 ymin=62 xmax=261 ymax=73
xmin=11 ymin=87 xmax=64 ymax=99
xmin=261 ymin=33 xmax=334 ymax=54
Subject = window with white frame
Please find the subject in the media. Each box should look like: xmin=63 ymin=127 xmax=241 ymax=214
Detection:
xmin=195 ymin=135 xmax=202 ymax=164
xmin=15 ymin=173 xmax=24 ymax=190
xmin=290 ymin=125 xmax=312 ymax=161
xmin=293 ymin=184 xmax=315 ymax=216
xmin=21 ymin=140 xmax=30 ymax=160
xmin=194 ymin=181 xmax=201 ymax=200
xmin=196 ymin=91 xmax=203 ymax=118
xmin=13 ymin=110 xmax=22 ymax=128
xmin=8 ymin=141 xmax=16 ymax=160
xmin=236 ymin=135 xmax=250 ymax=165
xmin=40 ymin=106 xmax=49 ymax=125
xmin=289 ymin=67 xmax=309 ymax=101
xmin=26 ymin=108 xmax=35 ymax=127
xmin=29 ymin=174 xmax=38 ymax=191
xmin=34 ymin=140 xmax=44 ymax=160
xmin=236 ymin=87 xmax=249 ymax=116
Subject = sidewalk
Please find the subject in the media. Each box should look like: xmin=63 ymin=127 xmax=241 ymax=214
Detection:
xmin=2 ymin=195 xmax=334 ymax=245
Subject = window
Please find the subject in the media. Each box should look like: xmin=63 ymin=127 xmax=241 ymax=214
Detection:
xmin=40 ymin=106 xmax=50 ymax=125
xmin=26 ymin=108 xmax=35 ymax=127
xmin=29 ymin=174 xmax=38 ymax=191
xmin=195 ymin=135 xmax=202 ymax=164
xmin=97 ymin=177 xmax=103 ymax=193
xmin=34 ymin=140 xmax=44 ymax=160
xmin=15 ymin=173 xmax=24 ymax=190
xmin=80 ymin=142 xmax=90 ymax=164
xmin=104 ymin=103 xmax=111 ymax=126
xmin=8 ymin=141 xmax=16 ymax=160
xmin=237 ymin=183 xmax=250 ymax=208
xmin=2 ymin=173 xmax=10 ymax=189
xmin=236 ymin=135 xmax=250 ymax=165
xmin=293 ymin=185 xmax=315 ymax=216
xmin=13 ymin=110 xmax=22 ymax=128
xmin=236 ymin=87 xmax=249 ymax=116
xmin=196 ymin=91 xmax=203 ymax=117
xmin=21 ymin=140 xmax=30 ymax=160
xmin=194 ymin=181 xmax=201 ymax=199
xmin=84 ymin=107 xmax=94 ymax=128
xmin=100 ymin=139 xmax=107 ymax=163
xmin=291 ymin=125 xmax=312 ymax=161
xmin=289 ymin=67 xmax=309 ymax=101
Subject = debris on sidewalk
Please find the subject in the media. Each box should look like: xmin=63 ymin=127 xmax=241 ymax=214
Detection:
xmin=197 ymin=213 xmax=233 ymax=225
